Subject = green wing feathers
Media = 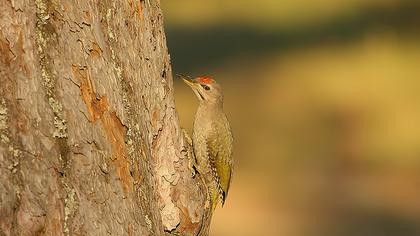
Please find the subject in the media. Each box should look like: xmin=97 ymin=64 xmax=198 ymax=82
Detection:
xmin=207 ymin=128 xmax=233 ymax=205
xmin=216 ymin=157 xmax=232 ymax=204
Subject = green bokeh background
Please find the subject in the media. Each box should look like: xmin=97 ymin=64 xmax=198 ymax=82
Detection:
xmin=162 ymin=1 xmax=420 ymax=235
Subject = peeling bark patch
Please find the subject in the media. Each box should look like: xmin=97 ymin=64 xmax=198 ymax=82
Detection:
xmin=89 ymin=42 xmax=102 ymax=59
xmin=0 ymin=37 xmax=13 ymax=67
xmin=176 ymin=205 xmax=201 ymax=235
xmin=15 ymin=32 xmax=30 ymax=78
xmin=137 ymin=2 xmax=144 ymax=21
xmin=72 ymin=65 xmax=107 ymax=122
xmin=101 ymin=4 xmax=139 ymax=197
xmin=72 ymin=65 xmax=132 ymax=194
xmin=155 ymin=128 xmax=181 ymax=231
xmin=161 ymin=201 xmax=180 ymax=232
xmin=102 ymin=112 xmax=132 ymax=194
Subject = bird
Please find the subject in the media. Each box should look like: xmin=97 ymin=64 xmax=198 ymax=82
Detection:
xmin=179 ymin=74 xmax=234 ymax=211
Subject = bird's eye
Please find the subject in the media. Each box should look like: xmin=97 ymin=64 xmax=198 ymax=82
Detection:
xmin=201 ymin=85 xmax=210 ymax=90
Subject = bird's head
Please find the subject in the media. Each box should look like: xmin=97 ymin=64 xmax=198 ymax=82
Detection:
xmin=179 ymin=74 xmax=224 ymax=106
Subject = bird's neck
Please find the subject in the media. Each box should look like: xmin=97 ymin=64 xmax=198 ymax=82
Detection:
xmin=198 ymin=101 xmax=224 ymax=113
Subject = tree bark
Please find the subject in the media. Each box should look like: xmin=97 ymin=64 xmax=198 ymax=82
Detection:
xmin=0 ymin=0 xmax=208 ymax=235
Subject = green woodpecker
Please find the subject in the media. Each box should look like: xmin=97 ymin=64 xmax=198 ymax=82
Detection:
xmin=180 ymin=75 xmax=233 ymax=211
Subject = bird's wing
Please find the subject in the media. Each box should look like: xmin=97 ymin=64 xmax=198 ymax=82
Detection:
xmin=206 ymin=130 xmax=233 ymax=204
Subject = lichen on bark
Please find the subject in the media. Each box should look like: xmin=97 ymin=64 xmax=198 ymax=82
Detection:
xmin=0 ymin=0 xmax=211 ymax=235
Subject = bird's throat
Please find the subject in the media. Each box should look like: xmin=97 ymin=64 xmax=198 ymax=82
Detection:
xmin=194 ymin=89 xmax=205 ymax=101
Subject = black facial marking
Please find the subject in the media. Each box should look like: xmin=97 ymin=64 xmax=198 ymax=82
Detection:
xmin=201 ymin=84 xmax=210 ymax=90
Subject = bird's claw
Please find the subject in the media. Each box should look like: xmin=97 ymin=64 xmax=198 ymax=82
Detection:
xmin=189 ymin=163 xmax=198 ymax=178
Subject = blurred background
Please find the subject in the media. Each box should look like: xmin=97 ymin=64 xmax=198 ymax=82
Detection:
xmin=161 ymin=0 xmax=420 ymax=235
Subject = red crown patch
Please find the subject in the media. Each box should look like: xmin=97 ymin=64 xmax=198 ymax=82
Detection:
xmin=198 ymin=76 xmax=214 ymax=84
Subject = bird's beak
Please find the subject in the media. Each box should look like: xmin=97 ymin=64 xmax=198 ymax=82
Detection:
xmin=178 ymin=74 xmax=197 ymax=88
xmin=182 ymin=78 xmax=196 ymax=87
xmin=177 ymin=74 xmax=205 ymax=101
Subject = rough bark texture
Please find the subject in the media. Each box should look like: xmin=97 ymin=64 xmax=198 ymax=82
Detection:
xmin=0 ymin=0 xmax=208 ymax=235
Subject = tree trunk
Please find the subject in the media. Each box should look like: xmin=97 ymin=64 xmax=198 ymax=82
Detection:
xmin=0 ymin=0 xmax=209 ymax=235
